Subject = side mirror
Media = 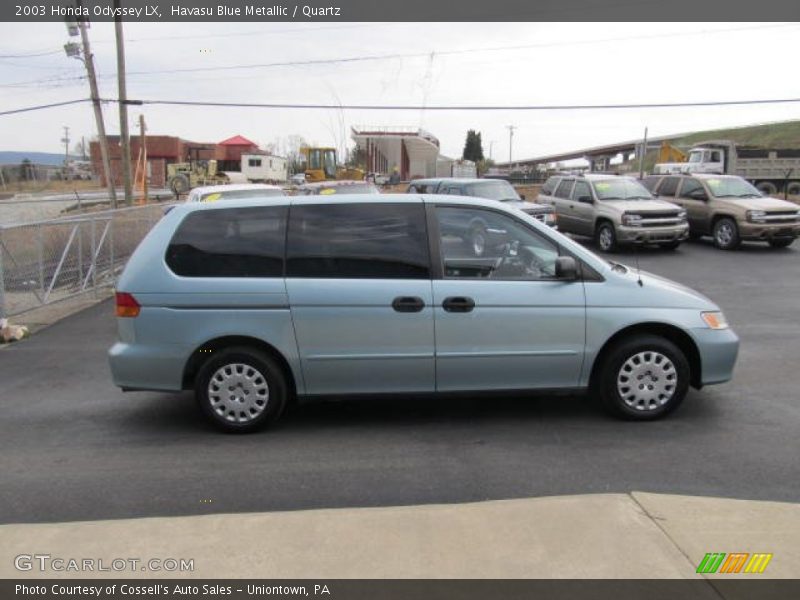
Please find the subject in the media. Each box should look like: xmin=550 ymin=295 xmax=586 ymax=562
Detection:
xmin=689 ymin=191 xmax=708 ymax=201
xmin=578 ymin=195 xmax=593 ymax=204
xmin=555 ymin=256 xmax=578 ymax=280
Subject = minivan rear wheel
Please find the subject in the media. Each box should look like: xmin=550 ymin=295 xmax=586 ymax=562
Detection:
xmin=597 ymin=335 xmax=689 ymax=420
xmin=196 ymin=347 xmax=288 ymax=433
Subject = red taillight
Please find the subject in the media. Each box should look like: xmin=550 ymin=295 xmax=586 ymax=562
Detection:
xmin=115 ymin=292 xmax=140 ymax=318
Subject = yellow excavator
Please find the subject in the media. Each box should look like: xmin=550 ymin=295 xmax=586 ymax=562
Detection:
xmin=300 ymin=146 xmax=364 ymax=182
xmin=658 ymin=141 xmax=687 ymax=164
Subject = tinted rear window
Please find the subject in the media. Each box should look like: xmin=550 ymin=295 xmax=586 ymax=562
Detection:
xmin=166 ymin=206 xmax=286 ymax=277
xmin=541 ymin=177 xmax=559 ymax=195
xmin=287 ymin=203 xmax=430 ymax=279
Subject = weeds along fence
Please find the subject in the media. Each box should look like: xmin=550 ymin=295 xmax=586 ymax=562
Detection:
xmin=0 ymin=204 xmax=168 ymax=318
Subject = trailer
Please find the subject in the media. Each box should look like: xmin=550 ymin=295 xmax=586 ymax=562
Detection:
xmin=241 ymin=153 xmax=288 ymax=183
xmin=654 ymin=140 xmax=800 ymax=196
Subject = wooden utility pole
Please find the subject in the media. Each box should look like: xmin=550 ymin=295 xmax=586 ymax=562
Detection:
xmin=77 ymin=16 xmax=117 ymax=208
xmin=139 ymin=114 xmax=148 ymax=203
xmin=639 ymin=127 xmax=648 ymax=179
xmin=114 ymin=1 xmax=133 ymax=206
xmin=507 ymin=125 xmax=516 ymax=165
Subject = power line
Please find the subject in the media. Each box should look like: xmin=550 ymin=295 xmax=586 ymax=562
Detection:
xmin=5 ymin=95 xmax=800 ymax=118
xmin=106 ymin=96 xmax=800 ymax=111
xmin=0 ymin=99 xmax=90 ymax=117
xmin=0 ymin=49 xmax=62 ymax=59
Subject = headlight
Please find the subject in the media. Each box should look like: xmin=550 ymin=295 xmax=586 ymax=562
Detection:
xmin=701 ymin=311 xmax=729 ymax=330
xmin=622 ymin=213 xmax=642 ymax=227
xmin=747 ymin=210 xmax=767 ymax=223
xmin=678 ymin=210 xmax=687 ymax=221
xmin=544 ymin=212 xmax=557 ymax=224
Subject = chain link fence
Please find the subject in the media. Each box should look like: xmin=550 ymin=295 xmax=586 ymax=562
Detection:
xmin=0 ymin=204 xmax=169 ymax=318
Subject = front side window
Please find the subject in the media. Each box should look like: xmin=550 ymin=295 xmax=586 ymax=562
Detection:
xmin=572 ymin=181 xmax=592 ymax=201
xmin=436 ymin=206 xmax=559 ymax=280
xmin=287 ymin=203 xmax=430 ymax=279
xmin=323 ymin=150 xmax=337 ymax=179
xmin=679 ymin=178 xmax=705 ymax=198
xmin=166 ymin=206 xmax=286 ymax=277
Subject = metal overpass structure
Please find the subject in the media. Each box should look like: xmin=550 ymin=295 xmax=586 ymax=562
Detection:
xmin=495 ymin=133 xmax=682 ymax=172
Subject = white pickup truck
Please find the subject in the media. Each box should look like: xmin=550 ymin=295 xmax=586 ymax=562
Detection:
xmin=654 ymin=139 xmax=800 ymax=196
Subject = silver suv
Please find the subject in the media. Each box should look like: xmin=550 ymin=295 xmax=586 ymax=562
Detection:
xmin=539 ymin=174 xmax=689 ymax=252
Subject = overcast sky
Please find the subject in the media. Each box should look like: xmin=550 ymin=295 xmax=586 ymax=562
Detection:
xmin=2 ymin=21 xmax=800 ymax=162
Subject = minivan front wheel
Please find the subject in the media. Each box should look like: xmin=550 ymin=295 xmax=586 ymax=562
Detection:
xmin=597 ymin=335 xmax=689 ymax=420
xmin=196 ymin=347 xmax=288 ymax=433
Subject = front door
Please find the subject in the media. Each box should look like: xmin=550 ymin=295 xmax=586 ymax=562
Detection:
xmin=286 ymin=200 xmax=435 ymax=395
xmin=430 ymin=204 xmax=586 ymax=392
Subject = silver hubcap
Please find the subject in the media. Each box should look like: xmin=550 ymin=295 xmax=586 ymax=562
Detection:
xmin=208 ymin=363 xmax=269 ymax=423
xmin=716 ymin=223 xmax=733 ymax=246
xmin=599 ymin=227 xmax=613 ymax=251
xmin=616 ymin=351 xmax=677 ymax=411
xmin=472 ymin=231 xmax=486 ymax=256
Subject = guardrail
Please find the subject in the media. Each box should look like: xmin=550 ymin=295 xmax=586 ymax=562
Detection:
xmin=0 ymin=204 xmax=169 ymax=318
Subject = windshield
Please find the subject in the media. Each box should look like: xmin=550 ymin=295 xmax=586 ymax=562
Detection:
xmin=198 ymin=189 xmax=284 ymax=202
xmin=310 ymin=183 xmax=379 ymax=195
xmin=704 ymin=177 xmax=763 ymax=198
xmin=465 ymin=180 xmax=520 ymax=201
xmin=591 ymin=178 xmax=653 ymax=201
xmin=688 ymin=151 xmax=703 ymax=163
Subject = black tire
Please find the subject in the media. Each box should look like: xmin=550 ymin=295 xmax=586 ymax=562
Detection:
xmin=469 ymin=225 xmax=488 ymax=257
xmin=195 ymin=346 xmax=288 ymax=433
xmin=596 ymin=335 xmax=690 ymax=420
xmin=712 ymin=217 xmax=741 ymax=250
xmin=595 ymin=221 xmax=618 ymax=253
xmin=755 ymin=181 xmax=778 ymax=196
xmin=169 ymin=173 xmax=190 ymax=195
xmin=659 ymin=241 xmax=681 ymax=250
xmin=768 ymin=238 xmax=795 ymax=249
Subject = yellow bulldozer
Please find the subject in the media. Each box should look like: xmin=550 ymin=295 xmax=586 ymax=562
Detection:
xmin=300 ymin=146 xmax=364 ymax=183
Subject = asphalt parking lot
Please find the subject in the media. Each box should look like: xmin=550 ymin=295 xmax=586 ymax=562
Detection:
xmin=1 ymin=237 xmax=798 ymax=525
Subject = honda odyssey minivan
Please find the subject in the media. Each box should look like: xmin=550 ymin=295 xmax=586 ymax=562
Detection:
xmin=109 ymin=194 xmax=739 ymax=432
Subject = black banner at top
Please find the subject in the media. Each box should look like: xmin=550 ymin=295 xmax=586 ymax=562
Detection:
xmin=3 ymin=0 xmax=800 ymax=22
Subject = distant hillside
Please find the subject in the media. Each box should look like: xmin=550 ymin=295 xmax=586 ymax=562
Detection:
xmin=674 ymin=120 xmax=800 ymax=148
xmin=0 ymin=151 xmax=84 ymax=166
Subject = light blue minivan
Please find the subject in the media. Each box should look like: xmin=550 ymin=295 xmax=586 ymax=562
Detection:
xmin=109 ymin=194 xmax=739 ymax=432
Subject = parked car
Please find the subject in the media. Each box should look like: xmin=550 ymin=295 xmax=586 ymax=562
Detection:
xmin=407 ymin=177 xmax=557 ymax=235
xmin=109 ymin=194 xmax=738 ymax=432
xmin=642 ymin=173 xmax=800 ymax=250
xmin=186 ymin=183 xmax=285 ymax=203
xmin=295 ymin=180 xmax=380 ymax=195
xmin=538 ymin=174 xmax=689 ymax=252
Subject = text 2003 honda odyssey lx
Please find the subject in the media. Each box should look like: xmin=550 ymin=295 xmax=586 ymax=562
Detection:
xmin=109 ymin=194 xmax=739 ymax=432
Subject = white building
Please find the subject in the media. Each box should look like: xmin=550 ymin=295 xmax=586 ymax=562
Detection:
xmin=351 ymin=126 xmax=441 ymax=181
xmin=241 ymin=153 xmax=288 ymax=183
